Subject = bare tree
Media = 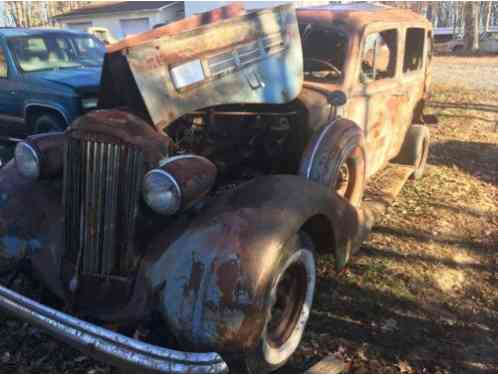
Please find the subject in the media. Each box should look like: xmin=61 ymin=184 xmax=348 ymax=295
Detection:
xmin=464 ymin=2 xmax=480 ymax=51
xmin=483 ymin=1 xmax=492 ymax=32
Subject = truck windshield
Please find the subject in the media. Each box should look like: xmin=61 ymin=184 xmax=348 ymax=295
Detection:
xmin=7 ymin=34 xmax=105 ymax=72
xmin=300 ymin=25 xmax=348 ymax=82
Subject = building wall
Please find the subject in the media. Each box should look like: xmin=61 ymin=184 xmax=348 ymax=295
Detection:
xmin=184 ymin=1 xmax=328 ymax=17
xmin=59 ymin=3 xmax=185 ymax=39
xmin=0 ymin=1 xmax=5 ymax=27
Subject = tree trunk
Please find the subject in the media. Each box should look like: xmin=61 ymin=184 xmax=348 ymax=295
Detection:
xmin=464 ymin=2 xmax=480 ymax=52
xmin=485 ymin=1 xmax=492 ymax=32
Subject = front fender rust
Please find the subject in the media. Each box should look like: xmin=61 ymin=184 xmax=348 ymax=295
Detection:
xmin=0 ymin=162 xmax=61 ymax=259
xmin=144 ymin=175 xmax=363 ymax=352
xmin=0 ymin=162 xmax=65 ymax=295
xmin=148 ymin=207 xmax=279 ymax=353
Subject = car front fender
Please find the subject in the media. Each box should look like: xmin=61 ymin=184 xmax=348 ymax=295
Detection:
xmin=145 ymin=174 xmax=363 ymax=353
xmin=0 ymin=161 xmax=65 ymax=296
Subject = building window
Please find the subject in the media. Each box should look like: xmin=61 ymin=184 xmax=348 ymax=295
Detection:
xmin=361 ymin=29 xmax=398 ymax=82
xmin=403 ymin=28 xmax=425 ymax=73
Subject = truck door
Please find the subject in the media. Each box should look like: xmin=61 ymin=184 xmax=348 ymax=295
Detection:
xmin=0 ymin=40 xmax=24 ymax=136
xmin=348 ymin=28 xmax=405 ymax=178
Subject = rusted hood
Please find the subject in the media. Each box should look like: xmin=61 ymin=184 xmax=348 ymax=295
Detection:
xmin=100 ymin=4 xmax=304 ymax=130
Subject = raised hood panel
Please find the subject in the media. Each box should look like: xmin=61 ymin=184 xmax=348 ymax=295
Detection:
xmin=100 ymin=4 xmax=303 ymax=130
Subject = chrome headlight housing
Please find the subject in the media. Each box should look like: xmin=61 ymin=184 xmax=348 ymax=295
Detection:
xmin=81 ymin=97 xmax=98 ymax=110
xmin=15 ymin=142 xmax=40 ymax=179
xmin=142 ymin=169 xmax=182 ymax=215
xmin=14 ymin=133 xmax=65 ymax=180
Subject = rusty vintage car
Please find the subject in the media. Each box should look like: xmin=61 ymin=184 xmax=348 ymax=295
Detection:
xmin=0 ymin=3 xmax=432 ymax=373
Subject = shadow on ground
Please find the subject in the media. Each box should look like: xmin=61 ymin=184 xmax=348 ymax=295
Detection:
xmin=429 ymin=140 xmax=498 ymax=186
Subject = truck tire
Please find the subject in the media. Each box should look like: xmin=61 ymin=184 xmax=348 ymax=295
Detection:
xmin=33 ymin=113 xmax=65 ymax=134
xmin=393 ymin=125 xmax=430 ymax=180
xmin=244 ymin=232 xmax=316 ymax=373
xmin=300 ymin=119 xmax=366 ymax=207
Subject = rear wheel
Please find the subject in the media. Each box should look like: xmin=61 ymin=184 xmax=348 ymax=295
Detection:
xmin=32 ymin=113 xmax=65 ymax=134
xmin=393 ymin=125 xmax=430 ymax=179
xmin=244 ymin=233 xmax=316 ymax=373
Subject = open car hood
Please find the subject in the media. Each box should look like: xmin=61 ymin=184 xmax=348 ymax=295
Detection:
xmin=98 ymin=3 xmax=303 ymax=130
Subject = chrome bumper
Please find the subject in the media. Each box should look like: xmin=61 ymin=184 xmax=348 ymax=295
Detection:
xmin=0 ymin=284 xmax=228 ymax=373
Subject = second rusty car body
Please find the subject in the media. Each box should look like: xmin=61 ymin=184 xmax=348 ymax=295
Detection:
xmin=0 ymin=3 xmax=432 ymax=373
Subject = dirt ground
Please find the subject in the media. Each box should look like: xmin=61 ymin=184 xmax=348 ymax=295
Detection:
xmin=289 ymin=56 xmax=498 ymax=373
xmin=432 ymin=56 xmax=498 ymax=91
xmin=0 ymin=57 xmax=497 ymax=373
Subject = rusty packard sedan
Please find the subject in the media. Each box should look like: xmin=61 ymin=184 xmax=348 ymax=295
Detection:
xmin=0 ymin=3 xmax=432 ymax=373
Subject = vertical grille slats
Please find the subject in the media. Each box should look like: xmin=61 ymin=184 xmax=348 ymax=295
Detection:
xmin=63 ymin=135 xmax=144 ymax=278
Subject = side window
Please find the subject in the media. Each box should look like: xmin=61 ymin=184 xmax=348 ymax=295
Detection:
xmin=403 ymin=28 xmax=425 ymax=73
xmin=0 ymin=46 xmax=7 ymax=78
xmin=361 ymin=29 xmax=397 ymax=83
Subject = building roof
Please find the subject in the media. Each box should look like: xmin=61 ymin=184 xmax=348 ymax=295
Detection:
xmin=54 ymin=1 xmax=175 ymax=20
xmin=0 ymin=27 xmax=89 ymax=38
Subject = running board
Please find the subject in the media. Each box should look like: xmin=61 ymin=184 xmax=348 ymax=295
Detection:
xmin=356 ymin=163 xmax=414 ymax=250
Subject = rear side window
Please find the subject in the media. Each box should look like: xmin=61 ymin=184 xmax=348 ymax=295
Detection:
xmin=0 ymin=47 xmax=7 ymax=78
xmin=361 ymin=29 xmax=397 ymax=82
xmin=403 ymin=28 xmax=425 ymax=72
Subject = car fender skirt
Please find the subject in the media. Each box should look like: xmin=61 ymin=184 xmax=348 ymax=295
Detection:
xmin=146 ymin=175 xmax=363 ymax=352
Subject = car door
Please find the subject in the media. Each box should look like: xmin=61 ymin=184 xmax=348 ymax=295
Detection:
xmin=0 ymin=38 xmax=25 ymax=135
xmin=396 ymin=27 xmax=430 ymax=154
xmin=347 ymin=26 xmax=407 ymax=178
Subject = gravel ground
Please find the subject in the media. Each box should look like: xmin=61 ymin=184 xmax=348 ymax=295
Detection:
xmin=0 ymin=57 xmax=497 ymax=373
xmin=432 ymin=56 xmax=498 ymax=91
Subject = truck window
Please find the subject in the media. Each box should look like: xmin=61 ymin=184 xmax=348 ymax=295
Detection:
xmin=0 ymin=47 xmax=7 ymax=78
xmin=403 ymin=28 xmax=425 ymax=72
xmin=361 ymin=29 xmax=397 ymax=82
xmin=300 ymin=25 xmax=348 ymax=82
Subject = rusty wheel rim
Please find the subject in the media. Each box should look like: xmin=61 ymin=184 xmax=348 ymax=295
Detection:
xmin=335 ymin=156 xmax=356 ymax=199
xmin=266 ymin=262 xmax=307 ymax=348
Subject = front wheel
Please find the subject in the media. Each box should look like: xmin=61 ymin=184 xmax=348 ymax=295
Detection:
xmin=300 ymin=119 xmax=366 ymax=207
xmin=244 ymin=233 xmax=316 ymax=373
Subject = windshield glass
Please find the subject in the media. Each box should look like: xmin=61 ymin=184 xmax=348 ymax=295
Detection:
xmin=7 ymin=34 xmax=105 ymax=72
xmin=299 ymin=25 xmax=348 ymax=82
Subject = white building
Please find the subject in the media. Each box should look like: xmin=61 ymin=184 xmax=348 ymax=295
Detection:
xmin=0 ymin=1 xmax=5 ymax=27
xmin=54 ymin=1 xmax=329 ymax=41
xmin=54 ymin=1 xmax=185 ymax=39
xmin=184 ymin=1 xmax=328 ymax=17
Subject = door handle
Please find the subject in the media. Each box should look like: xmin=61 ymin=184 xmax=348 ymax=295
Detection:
xmin=9 ymin=91 xmax=16 ymax=95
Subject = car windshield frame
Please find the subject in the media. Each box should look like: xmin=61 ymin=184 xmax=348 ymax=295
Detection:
xmin=7 ymin=33 xmax=105 ymax=73
xmin=299 ymin=24 xmax=349 ymax=84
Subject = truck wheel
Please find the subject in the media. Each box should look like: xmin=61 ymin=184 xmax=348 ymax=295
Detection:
xmin=33 ymin=113 xmax=65 ymax=134
xmin=393 ymin=125 xmax=430 ymax=180
xmin=244 ymin=233 xmax=316 ymax=373
xmin=300 ymin=119 xmax=366 ymax=207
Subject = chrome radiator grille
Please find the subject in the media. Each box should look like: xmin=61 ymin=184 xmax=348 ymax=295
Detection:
xmin=63 ymin=136 xmax=144 ymax=276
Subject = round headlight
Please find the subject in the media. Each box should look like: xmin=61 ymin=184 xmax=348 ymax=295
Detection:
xmin=143 ymin=169 xmax=182 ymax=215
xmin=15 ymin=142 xmax=40 ymax=179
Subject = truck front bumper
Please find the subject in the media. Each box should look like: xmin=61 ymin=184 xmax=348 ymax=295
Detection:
xmin=0 ymin=283 xmax=228 ymax=373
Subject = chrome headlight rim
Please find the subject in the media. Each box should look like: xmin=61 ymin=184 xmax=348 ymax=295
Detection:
xmin=81 ymin=97 xmax=98 ymax=110
xmin=15 ymin=141 xmax=40 ymax=179
xmin=142 ymin=168 xmax=182 ymax=215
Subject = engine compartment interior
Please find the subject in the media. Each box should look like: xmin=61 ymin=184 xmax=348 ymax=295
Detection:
xmin=166 ymin=101 xmax=310 ymax=187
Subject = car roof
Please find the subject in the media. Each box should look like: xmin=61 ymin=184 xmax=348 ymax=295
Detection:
xmin=296 ymin=3 xmax=431 ymax=34
xmin=0 ymin=27 xmax=91 ymax=38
